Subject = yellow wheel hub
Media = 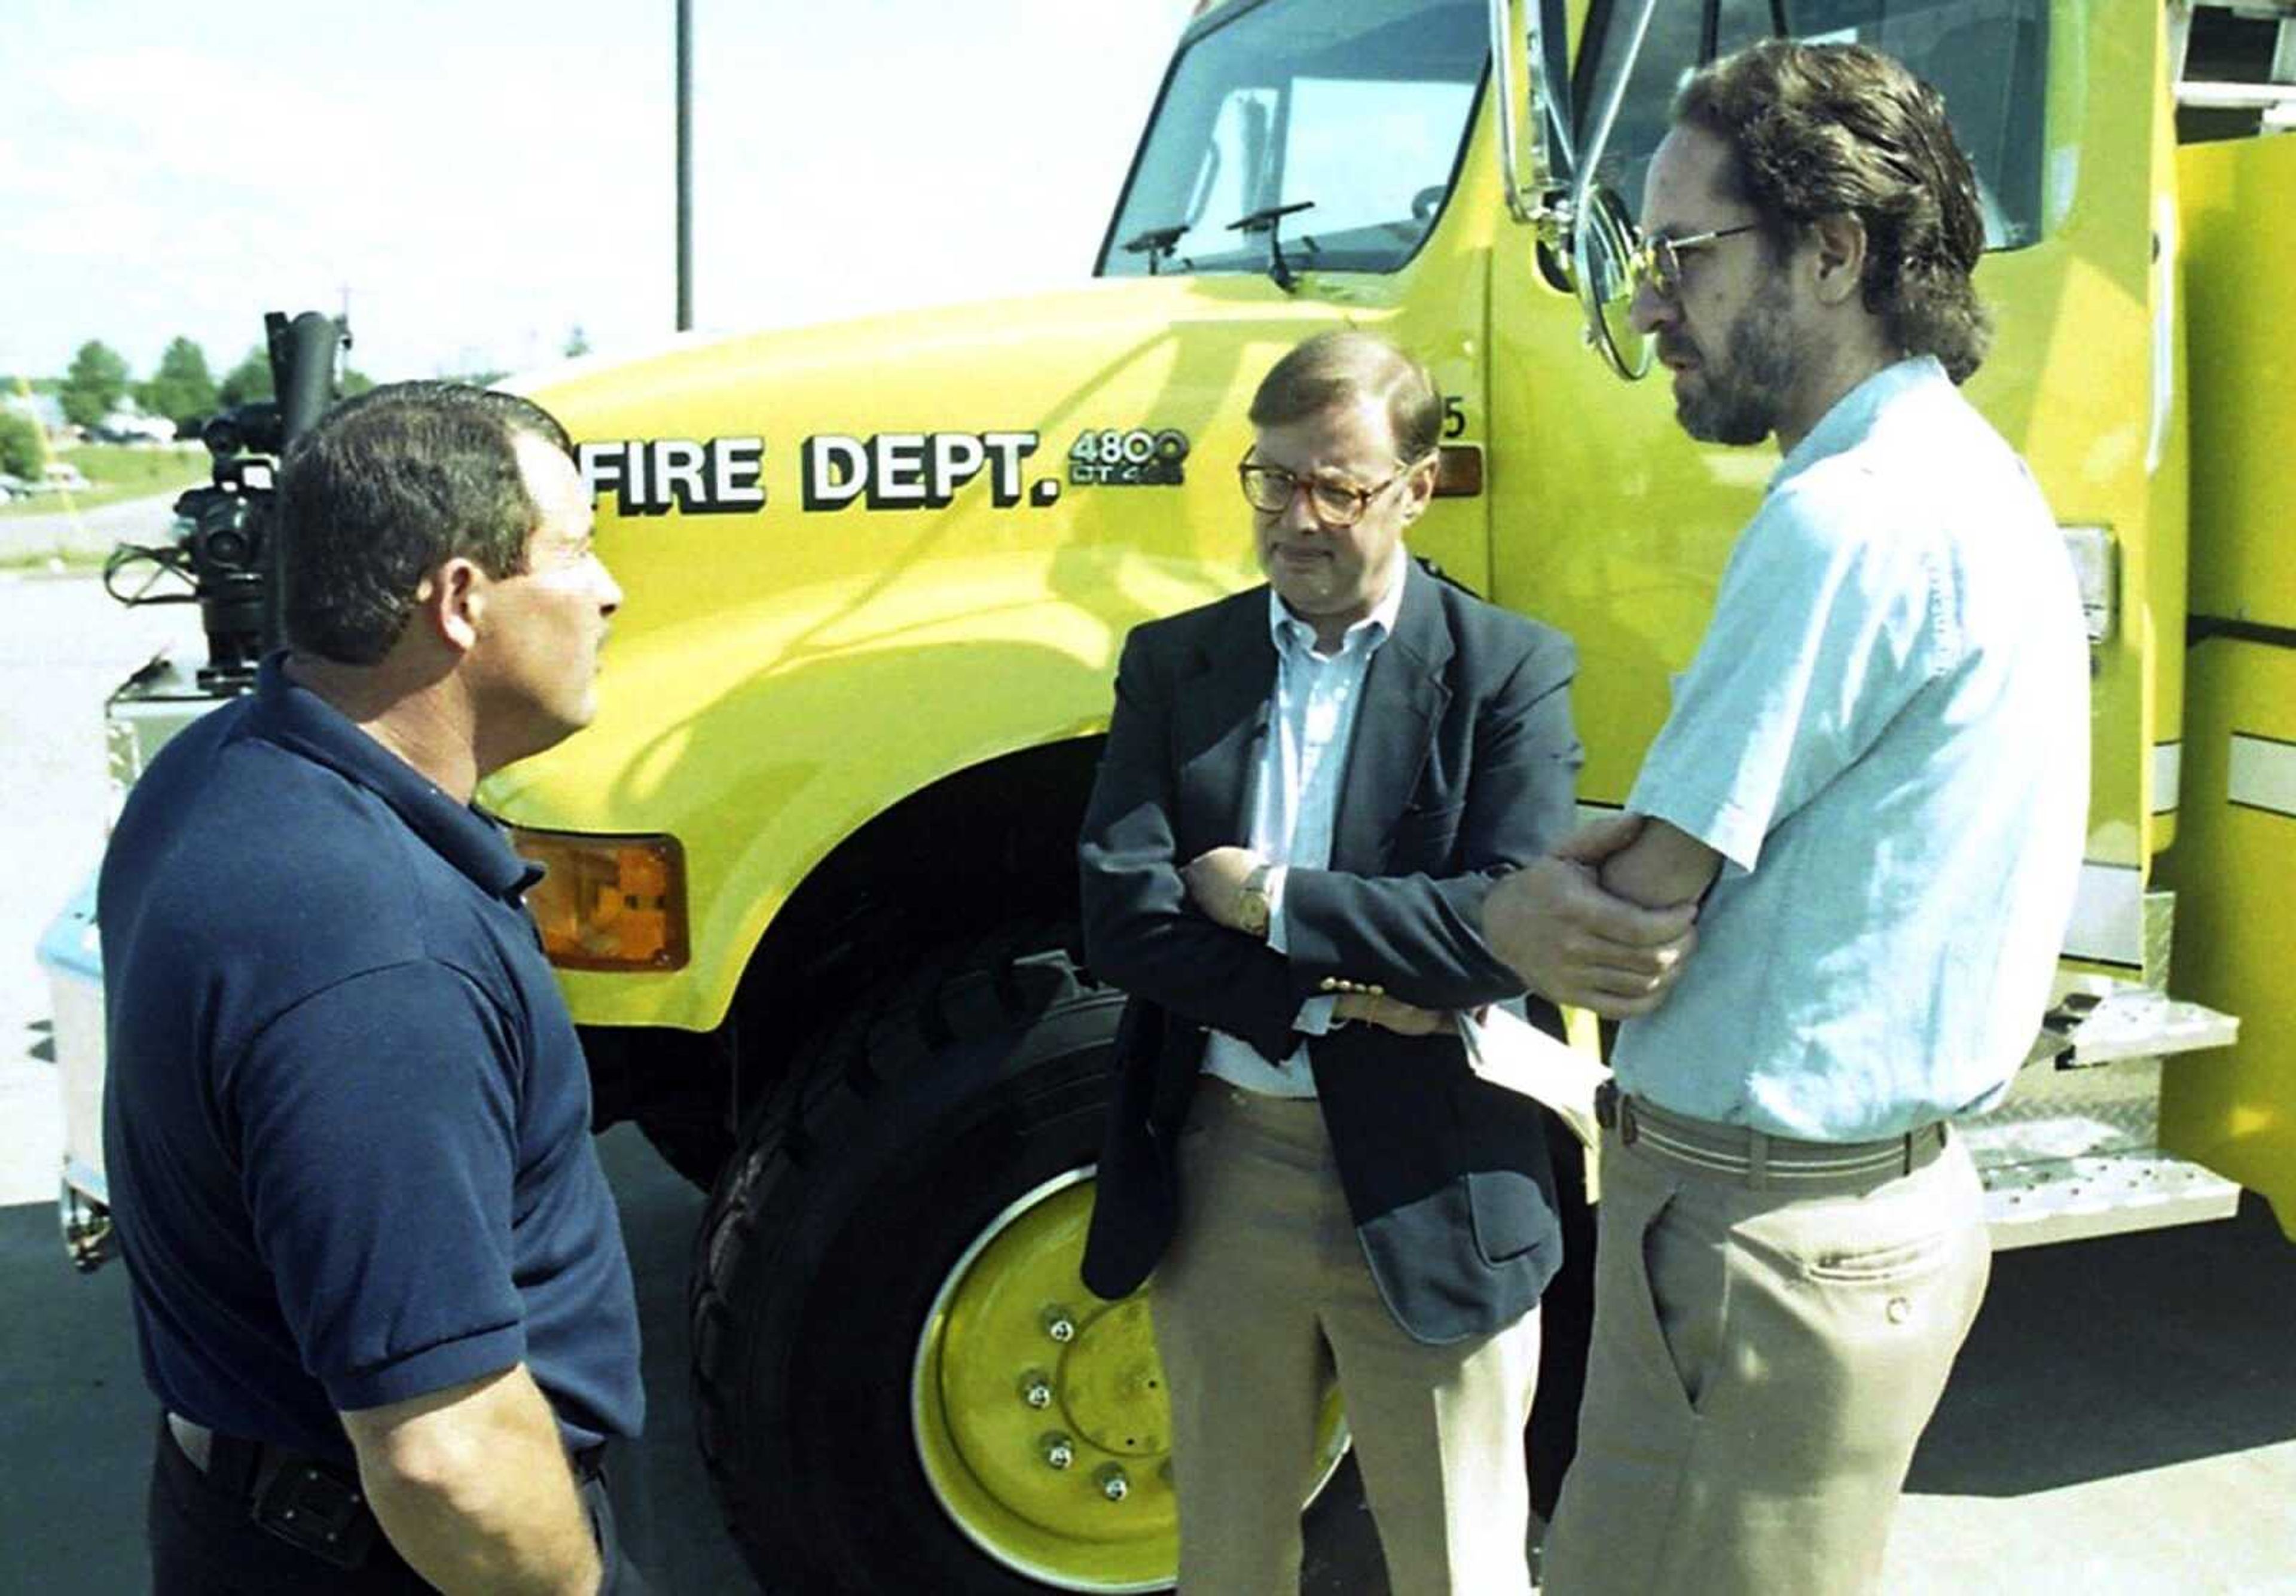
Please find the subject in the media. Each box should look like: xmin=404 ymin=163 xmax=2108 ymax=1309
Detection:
xmin=911 ymin=1170 xmax=1347 ymax=1592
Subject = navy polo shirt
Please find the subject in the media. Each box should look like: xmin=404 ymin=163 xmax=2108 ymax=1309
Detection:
xmin=99 ymin=656 xmax=642 ymax=1463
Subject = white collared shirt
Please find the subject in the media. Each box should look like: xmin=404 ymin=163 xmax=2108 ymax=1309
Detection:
xmin=1202 ymin=558 xmax=1410 ymax=1097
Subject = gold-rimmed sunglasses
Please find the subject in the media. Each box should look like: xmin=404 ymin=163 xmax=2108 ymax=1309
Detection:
xmin=1634 ymin=221 xmax=1763 ymax=300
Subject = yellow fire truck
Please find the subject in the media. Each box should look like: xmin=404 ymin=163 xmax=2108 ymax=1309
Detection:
xmin=44 ymin=0 xmax=2296 ymax=1589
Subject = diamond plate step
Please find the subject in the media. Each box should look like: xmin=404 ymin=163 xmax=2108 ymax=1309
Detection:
xmin=1981 ymin=1151 xmax=2242 ymax=1250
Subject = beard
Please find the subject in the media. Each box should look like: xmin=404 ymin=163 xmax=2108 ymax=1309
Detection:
xmin=1672 ymin=276 xmax=1800 ymax=446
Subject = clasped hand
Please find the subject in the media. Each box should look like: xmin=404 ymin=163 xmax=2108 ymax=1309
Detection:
xmin=1480 ymin=814 xmax=1700 ymax=1017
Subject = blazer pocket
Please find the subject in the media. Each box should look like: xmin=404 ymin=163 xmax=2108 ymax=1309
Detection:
xmin=1464 ymin=1169 xmax=1547 ymax=1265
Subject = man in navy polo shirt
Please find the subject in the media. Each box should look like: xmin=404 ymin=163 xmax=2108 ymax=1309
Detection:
xmin=101 ymin=382 xmax=642 ymax=1593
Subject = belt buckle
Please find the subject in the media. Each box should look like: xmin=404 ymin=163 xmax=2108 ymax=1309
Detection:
xmin=1594 ymin=1079 xmax=1632 ymax=1142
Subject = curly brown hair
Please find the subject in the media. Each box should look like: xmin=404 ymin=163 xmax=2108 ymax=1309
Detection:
xmin=1675 ymin=39 xmax=1993 ymax=383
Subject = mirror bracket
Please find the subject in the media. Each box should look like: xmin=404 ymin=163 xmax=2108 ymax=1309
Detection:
xmin=1493 ymin=0 xmax=1660 ymax=379
xmin=1567 ymin=0 xmax=1665 ymax=380
xmin=1490 ymin=0 xmax=1571 ymax=230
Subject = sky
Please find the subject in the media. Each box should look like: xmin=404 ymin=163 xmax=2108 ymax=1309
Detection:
xmin=3 ymin=0 xmax=1201 ymax=386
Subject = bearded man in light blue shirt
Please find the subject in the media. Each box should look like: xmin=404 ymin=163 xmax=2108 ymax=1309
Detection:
xmin=1484 ymin=42 xmax=2089 ymax=1596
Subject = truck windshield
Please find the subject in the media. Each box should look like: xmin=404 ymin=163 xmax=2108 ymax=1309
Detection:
xmin=1098 ymin=0 xmax=1488 ymax=279
xmin=1574 ymin=0 xmax=2050 ymax=250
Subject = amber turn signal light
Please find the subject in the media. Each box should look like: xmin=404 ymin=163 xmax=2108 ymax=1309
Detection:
xmin=506 ymin=828 xmax=689 ymax=972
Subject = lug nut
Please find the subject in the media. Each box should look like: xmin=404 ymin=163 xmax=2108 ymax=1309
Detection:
xmin=1019 ymin=1371 xmax=1054 ymax=1409
xmin=1042 ymin=1305 xmax=1078 ymax=1344
xmin=1096 ymin=1463 xmax=1130 ymax=1502
xmin=1039 ymin=1433 xmax=1075 ymax=1470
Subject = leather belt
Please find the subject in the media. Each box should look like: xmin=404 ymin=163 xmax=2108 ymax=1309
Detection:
xmin=167 ymin=1413 xmax=607 ymax=1484
xmin=166 ymin=1411 xmax=606 ymax=1572
xmin=166 ymin=1412 xmax=378 ymax=1568
xmin=1594 ymin=1080 xmax=1946 ymax=1195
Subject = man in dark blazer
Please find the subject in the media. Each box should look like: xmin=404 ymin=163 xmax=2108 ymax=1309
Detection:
xmin=1077 ymin=331 xmax=1695 ymax=1595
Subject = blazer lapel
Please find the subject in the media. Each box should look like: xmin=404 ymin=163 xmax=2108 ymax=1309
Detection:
xmin=1171 ymin=589 xmax=1277 ymax=844
xmin=1332 ymin=563 xmax=1451 ymax=871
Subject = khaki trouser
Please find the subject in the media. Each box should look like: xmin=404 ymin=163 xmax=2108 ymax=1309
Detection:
xmin=1543 ymin=1118 xmax=1990 ymax=1596
xmin=1151 ymin=1084 xmax=1540 ymax=1596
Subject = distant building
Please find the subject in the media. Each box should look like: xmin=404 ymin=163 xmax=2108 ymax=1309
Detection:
xmin=96 ymin=407 xmax=180 ymax=445
xmin=2 ymin=391 xmax=68 ymax=436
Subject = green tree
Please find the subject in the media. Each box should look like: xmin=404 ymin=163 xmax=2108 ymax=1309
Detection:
xmin=0 ymin=410 xmax=42 ymax=478
xmin=137 ymin=336 xmax=218 ymax=431
xmin=59 ymin=340 xmax=132 ymax=429
xmin=340 ymin=367 xmax=376 ymax=398
xmin=216 ymin=346 xmax=274 ymax=409
xmin=563 ymin=325 xmax=591 ymax=358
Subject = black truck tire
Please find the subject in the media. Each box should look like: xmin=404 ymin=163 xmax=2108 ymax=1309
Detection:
xmin=691 ymin=934 xmax=1164 ymax=1593
xmin=687 ymin=931 xmax=1588 ymax=1592
xmin=634 ymin=1086 xmax=735 ymax=1191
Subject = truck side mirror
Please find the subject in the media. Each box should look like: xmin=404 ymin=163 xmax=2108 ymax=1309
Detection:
xmin=1573 ymin=187 xmax=1652 ymax=382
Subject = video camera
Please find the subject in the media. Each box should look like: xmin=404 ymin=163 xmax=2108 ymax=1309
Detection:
xmin=107 ymin=310 xmax=347 ymax=692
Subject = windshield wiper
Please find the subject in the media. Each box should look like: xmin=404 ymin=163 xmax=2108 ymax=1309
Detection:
xmin=1121 ymin=222 xmax=1190 ymax=276
xmin=1227 ymin=200 xmax=1315 ymax=292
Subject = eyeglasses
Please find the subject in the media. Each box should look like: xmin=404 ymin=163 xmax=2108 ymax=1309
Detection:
xmin=1634 ymin=222 xmax=1763 ymax=300
xmin=1237 ymin=456 xmax=1423 ymax=528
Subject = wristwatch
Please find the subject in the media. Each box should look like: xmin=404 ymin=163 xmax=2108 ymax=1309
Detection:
xmin=1234 ymin=862 xmax=1274 ymax=939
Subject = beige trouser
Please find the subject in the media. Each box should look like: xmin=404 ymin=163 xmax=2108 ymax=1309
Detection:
xmin=1151 ymin=1083 xmax=1541 ymax=1596
xmin=1542 ymin=1118 xmax=1991 ymax=1596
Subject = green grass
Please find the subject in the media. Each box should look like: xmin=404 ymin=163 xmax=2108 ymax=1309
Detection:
xmin=0 ymin=443 xmax=206 ymax=518
xmin=0 ymin=548 xmax=109 ymax=573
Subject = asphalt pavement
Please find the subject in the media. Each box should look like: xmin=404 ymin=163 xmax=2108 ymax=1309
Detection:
xmin=0 ymin=491 xmax=193 ymax=564
xmin=8 ymin=1143 xmax=2294 ymax=1594
xmin=3 ymin=570 xmax=2294 ymax=1594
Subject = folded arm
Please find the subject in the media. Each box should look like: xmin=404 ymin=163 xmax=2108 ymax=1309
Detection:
xmin=1077 ymin=630 xmax=1303 ymax=1062
xmin=1275 ymin=635 xmax=1582 ymax=1011
xmin=1480 ymin=813 xmax=1703 ymax=1017
xmin=1598 ymin=817 xmax=1720 ymax=910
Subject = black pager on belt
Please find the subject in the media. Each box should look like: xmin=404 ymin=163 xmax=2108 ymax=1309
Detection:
xmin=249 ymin=1453 xmax=378 ymax=1570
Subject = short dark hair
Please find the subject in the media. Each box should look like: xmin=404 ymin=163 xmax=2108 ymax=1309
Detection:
xmin=1248 ymin=331 xmax=1445 ymax=463
xmin=278 ymin=382 xmax=575 ymax=664
xmin=1676 ymin=40 xmax=1993 ymax=383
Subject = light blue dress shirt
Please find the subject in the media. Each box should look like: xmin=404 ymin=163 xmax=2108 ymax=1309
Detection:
xmin=1614 ymin=357 xmax=2089 ymax=1140
xmin=1202 ymin=559 xmax=1411 ymax=1097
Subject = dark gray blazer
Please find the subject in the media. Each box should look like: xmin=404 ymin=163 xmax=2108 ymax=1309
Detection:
xmin=1076 ymin=561 xmax=1583 ymax=1344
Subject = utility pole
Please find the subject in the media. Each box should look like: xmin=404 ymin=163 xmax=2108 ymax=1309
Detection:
xmin=676 ymin=0 xmax=694 ymax=331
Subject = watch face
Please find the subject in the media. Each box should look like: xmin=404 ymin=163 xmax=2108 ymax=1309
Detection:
xmin=1241 ymin=886 xmax=1271 ymax=937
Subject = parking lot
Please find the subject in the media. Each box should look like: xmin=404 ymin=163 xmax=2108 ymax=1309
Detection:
xmin=4 ymin=556 xmax=2294 ymax=1592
